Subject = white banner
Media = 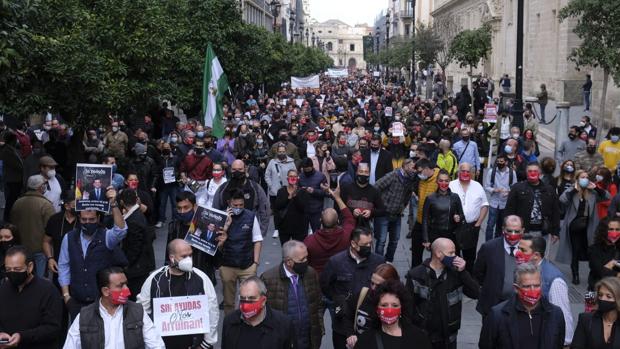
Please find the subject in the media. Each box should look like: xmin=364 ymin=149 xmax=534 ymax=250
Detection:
xmin=291 ymin=75 xmax=320 ymax=89
xmin=327 ymin=68 xmax=348 ymax=77
xmin=153 ymin=295 xmax=210 ymax=337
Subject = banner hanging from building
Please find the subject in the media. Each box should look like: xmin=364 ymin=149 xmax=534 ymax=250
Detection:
xmin=291 ymin=75 xmax=320 ymax=89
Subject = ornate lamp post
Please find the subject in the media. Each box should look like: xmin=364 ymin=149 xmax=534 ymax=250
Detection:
xmin=305 ymin=28 xmax=309 ymax=46
xmin=385 ymin=12 xmax=391 ymax=82
xmin=289 ymin=9 xmax=295 ymax=43
xmin=311 ymin=31 xmax=316 ymax=47
xmin=512 ymin=0 xmax=525 ymax=131
xmin=410 ymin=0 xmax=417 ymax=95
xmin=268 ymin=0 xmax=281 ymax=33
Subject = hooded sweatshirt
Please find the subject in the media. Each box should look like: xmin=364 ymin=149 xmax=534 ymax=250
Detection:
xmin=304 ymin=207 xmax=355 ymax=274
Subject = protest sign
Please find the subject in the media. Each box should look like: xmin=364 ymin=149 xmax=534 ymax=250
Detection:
xmin=483 ymin=103 xmax=498 ymax=123
xmin=327 ymin=68 xmax=348 ymax=77
xmin=392 ymin=122 xmax=405 ymax=137
xmin=384 ymin=106 xmax=393 ymax=117
xmin=153 ymin=295 xmax=209 ymax=337
xmin=184 ymin=206 xmax=227 ymax=256
xmin=75 ymin=164 xmax=113 ymax=212
xmin=291 ymin=75 xmax=320 ymax=89
xmin=163 ymin=167 xmax=176 ymax=184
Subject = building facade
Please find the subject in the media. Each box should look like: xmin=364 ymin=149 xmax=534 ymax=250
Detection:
xmin=240 ymin=0 xmax=275 ymax=31
xmin=432 ymin=0 xmax=619 ymax=123
xmin=312 ymin=19 xmax=371 ymax=70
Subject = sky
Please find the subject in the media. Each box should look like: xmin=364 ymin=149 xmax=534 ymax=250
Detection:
xmin=309 ymin=0 xmax=385 ymax=26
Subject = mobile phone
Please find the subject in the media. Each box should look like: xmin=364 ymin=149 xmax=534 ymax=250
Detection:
xmin=0 ymin=339 xmax=9 ymax=344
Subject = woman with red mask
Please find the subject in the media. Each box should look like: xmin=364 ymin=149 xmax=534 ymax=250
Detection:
xmin=273 ymin=169 xmax=308 ymax=245
xmin=420 ymin=170 xmax=465 ymax=252
xmin=587 ymin=217 xmax=620 ymax=290
xmin=198 ymin=162 xmax=227 ymax=209
xmin=557 ymin=170 xmax=610 ymax=285
xmin=352 ymin=280 xmax=432 ymax=349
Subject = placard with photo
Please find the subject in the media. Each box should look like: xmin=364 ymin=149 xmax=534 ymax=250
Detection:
xmin=184 ymin=205 xmax=227 ymax=256
xmin=75 ymin=163 xmax=113 ymax=212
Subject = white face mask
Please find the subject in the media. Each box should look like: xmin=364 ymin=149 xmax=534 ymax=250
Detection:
xmin=175 ymin=256 xmax=193 ymax=272
xmin=47 ymin=169 xmax=56 ymax=178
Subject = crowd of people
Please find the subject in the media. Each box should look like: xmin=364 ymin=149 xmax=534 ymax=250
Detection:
xmin=0 ymin=72 xmax=619 ymax=349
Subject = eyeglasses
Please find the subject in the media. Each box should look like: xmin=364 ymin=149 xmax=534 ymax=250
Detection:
xmin=505 ymin=229 xmax=521 ymax=234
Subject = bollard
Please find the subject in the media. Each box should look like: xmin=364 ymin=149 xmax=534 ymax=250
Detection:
xmin=555 ymin=102 xmax=571 ymax=156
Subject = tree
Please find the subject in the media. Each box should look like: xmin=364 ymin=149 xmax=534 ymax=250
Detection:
xmin=559 ymin=0 xmax=620 ymax=128
xmin=449 ymin=24 xmax=492 ymax=77
xmin=415 ymin=23 xmax=443 ymax=70
xmin=434 ymin=16 xmax=461 ymax=81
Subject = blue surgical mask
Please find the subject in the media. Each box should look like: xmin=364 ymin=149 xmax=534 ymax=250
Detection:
xmin=176 ymin=210 xmax=194 ymax=223
xmin=232 ymin=207 xmax=243 ymax=216
xmin=441 ymin=255 xmax=456 ymax=269
xmin=504 ymin=145 xmax=512 ymax=154
xmin=196 ymin=131 xmax=205 ymax=138
xmin=578 ymin=178 xmax=590 ymax=188
xmin=612 ymin=135 xmax=620 ymax=143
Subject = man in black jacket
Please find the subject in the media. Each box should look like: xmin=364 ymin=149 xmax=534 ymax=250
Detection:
xmin=504 ymin=162 xmax=560 ymax=241
xmin=362 ymin=135 xmax=393 ymax=185
xmin=474 ymin=215 xmax=525 ymax=316
xmin=407 ymin=238 xmax=479 ymax=349
xmin=222 ymin=276 xmax=296 ymax=349
xmin=479 ymin=263 xmax=565 ymax=349
xmin=320 ymin=227 xmax=385 ymax=349
xmin=118 ymin=189 xmax=155 ymax=300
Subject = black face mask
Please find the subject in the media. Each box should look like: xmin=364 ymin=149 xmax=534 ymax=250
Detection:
xmin=292 ymin=261 xmax=309 ymax=275
xmin=587 ymin=146 xmax=596 ymax=154
xmin=356 ymin=175 xmax=369 ymax=185
xmin=597 ymin=299 xmax=617 ymax=314
xmin=461 ymin=136 xmax=470 ymax=142
xmin=568 ymin=134 xmax=576 ymax=140
xmin=0 ymin=240 xmax=14 ymax=253
xmin=370 ymin=146 xmax=380 ymax=152
xmin=496 ymin=163 xmax=506 ymax=169
xmin=357 ymin=245 xmax=371 ymax=258
xmin=304 ymin=169 xmax=315 ymax=176
xmin=231 ymin=171 xmax=245 ymax=180
xmin=6 ymin=271 xmax=28 ymax=288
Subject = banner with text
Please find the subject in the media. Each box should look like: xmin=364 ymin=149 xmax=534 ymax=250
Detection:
xmin=75 ymin=164 xmax=113 ymax=212
xmin=327 ymin=68 xmax=348 ymax=77
xmin=153 ymin=295 xmax=210 ymax=337
xmin=291 ymin=75 xmax=320 ymax=89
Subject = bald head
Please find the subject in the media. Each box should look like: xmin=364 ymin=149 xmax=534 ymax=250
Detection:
xmin=231 ymin=159 xmax=245 ymax=171
xmin=431 ymin=237 xmax=456 ymax=263
xmin=321 ymin=208 xmax=338 ymax=229
xmin=167 ymin=239 xmax=192 ymax=266
xmin=459 ymin=162 xmax=472 ymax=172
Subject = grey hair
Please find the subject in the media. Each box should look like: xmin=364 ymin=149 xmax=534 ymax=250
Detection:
xmin=240 ymin=276 xmax=267 ymax=296
xmin=513 ymin=263 xmax=540 ymax=285
xmin=282 ymin=240 xmax=305 ymax=260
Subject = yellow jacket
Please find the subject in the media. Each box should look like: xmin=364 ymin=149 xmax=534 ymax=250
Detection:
xmin=417 ymin=168 xmax=439 ymax=223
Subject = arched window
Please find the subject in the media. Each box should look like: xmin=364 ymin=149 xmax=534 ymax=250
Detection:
xmin=326 ymin=42 xmax=333 ymax=51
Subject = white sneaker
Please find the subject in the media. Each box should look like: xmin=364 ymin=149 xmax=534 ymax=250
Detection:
xmin=155 ymin=221 xmax=163 ymax=228
xmin=272 ymin=230 xmax=279 ymax=238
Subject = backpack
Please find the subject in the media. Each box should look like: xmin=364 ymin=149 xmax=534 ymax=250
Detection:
xmin=490 ymin=165 xmax=514 ymax=187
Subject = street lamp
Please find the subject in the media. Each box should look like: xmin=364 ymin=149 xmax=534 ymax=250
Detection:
xmin=289 ymin=9 xmax=295 ymax=43
xmin=269 ymin=0 xmax=281 ymax=34
xmin=298 ymin=21 xmax=304 ymax=44
xmin=305 ymin=28 xmax=309 ymax=46
xmin=375 ymin=27 xmax=380 ymax=54
xmin=512 ymin=0 xmax=525 ymax=131
xmin=385 ymin=12 xmax=391 ymax=82
xmin=410 ymin=0 xmax=417 ymax=95
xmin=312 ymin=32 xmax=316 ymax=47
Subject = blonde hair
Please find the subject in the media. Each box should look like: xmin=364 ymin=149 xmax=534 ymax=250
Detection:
xmin=595 ymin=277 xmax=620 ymax=312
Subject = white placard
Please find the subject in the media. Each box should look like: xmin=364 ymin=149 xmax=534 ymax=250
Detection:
xmin=392 ymin=122 xmax=404 ymax=137
xmin=384 ymin=107 xmax=393 ymax=117
xmin=291 ymin=75 xmax=320 ymax=89
xmin=327 ymin=68 xmax=348 ymax=77
xmin=153 ymin=295 xmax=209 ymax=337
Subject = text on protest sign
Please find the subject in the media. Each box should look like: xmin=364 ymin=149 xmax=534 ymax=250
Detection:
xmin=153 ymin=295 xmax=209 ymax=337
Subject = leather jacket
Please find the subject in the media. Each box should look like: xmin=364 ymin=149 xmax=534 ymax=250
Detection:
xmin=422 ymin=190 xmax=464 ymax=242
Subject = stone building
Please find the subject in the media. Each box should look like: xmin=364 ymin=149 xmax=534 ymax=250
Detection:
xmin=431 ymin=0 xmax=619 ymax=124
xmin=311 ymin=19 xmax=371 ymax=70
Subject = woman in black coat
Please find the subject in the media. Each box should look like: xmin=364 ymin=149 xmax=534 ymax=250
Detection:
xmin=588 ymin=217 xmax=620 ymax=290
xmin=274 ymin=168 xmax=308 ymax=245
xmin=421 ymin=170 xmax=464 ymax=250
xmin=354 ymin=280 xmax=432 ymax=349
xmin=572 ymin=276 xmax=620 ymax=348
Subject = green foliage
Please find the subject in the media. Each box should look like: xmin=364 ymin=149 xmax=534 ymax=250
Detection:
xmin=0 ymin=0 xmax=332 ymax=122
xmin=414 ymin=23 xmax=443 ymax=69
xmin=449 ymin=24 xmax=492 ymax=74
xmin=558 ymin=0 xmax=620 ymax=84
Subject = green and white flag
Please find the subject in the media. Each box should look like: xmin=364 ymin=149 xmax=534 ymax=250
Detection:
xmin=202 ymin=43 xmax=229 ymax=138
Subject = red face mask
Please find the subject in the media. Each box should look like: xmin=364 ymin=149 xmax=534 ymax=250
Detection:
xmin=288 ymin=177 xmax=299 ymax=185
xmin=352 ymin=155 xmax=362 ymax=165
xmin=185 ymin=138 xmax=194 ymax=145
xmin=504 ymin=232 xmax=523 ymax=246
xmin=459 ymin=172 xmax=471 ymax=182
xmin=438 ymin=182 xmax=450 ymax=191
xmin=338 ymin=139 xmax=347 ymax=145
xmin=111 ymin=288 xmax=131 ymax=305
xmin=527 ymin=170 xmax=540 ymax=183
xmin=377 ymin=307 xmax=401 ymax=325
xmin=517 ymin=287 xmax=542 ymax=306
xmin=240 ymin=297 xmax=265 ymax=320
xmin=127 ymin=180 xmax=139 ymax=190
xmin=307 ymin=135 xmax=317 ymax=142
xmin=212 ymin=170 xmax=225 ymax=179
xmin=514 ymin=250 xmax=533 ymax=265
xmin=608 ymin=230 xmax=620 ymax=243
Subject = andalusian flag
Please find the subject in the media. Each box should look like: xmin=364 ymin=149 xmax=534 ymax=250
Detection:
xmin=202 ymin=43 xmax=229 ymax=138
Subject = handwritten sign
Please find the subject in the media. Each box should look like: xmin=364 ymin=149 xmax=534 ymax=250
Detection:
xmin=392 ymin=122 xmax=405 ymax=137
xmin=163 ymin=167 xmax=176 ymax=184
xmin=483 ymin=103 xmax=498 ymax=123
xmin=384 ymin=106 xmax=393 ymax=117
xmin=153 ymin=295 xmax=209 ymax=337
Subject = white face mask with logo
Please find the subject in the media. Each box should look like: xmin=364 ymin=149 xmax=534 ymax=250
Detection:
xmin=174 ymin=256 xmax=193 ymax=272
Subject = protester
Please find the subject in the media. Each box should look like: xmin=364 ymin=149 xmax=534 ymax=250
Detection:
xmin=421 ymin=170 xmax=464 ymax=249
xmin=572 ymin=276 xmax=620 ymax=348
xmin=362 ymin=135 xmax=393 ymax=185
xmin=260 ymin=240 xmax=324 ymax=349
xmin=64 ymin=267 xmax=165 ymax=348
xmin=407 ymin=238 xmax=479 ymax=349
xmin=588 ymin=217 xmax=620 ymax=289
xmin=340 ymin=162 xmax=385 ymax=229
xmin=575 ymin=137 xmax=604 ymax=171
xmin=221 ymin=276 xmax=296 ymax=349
xmin=411 ymin=159 xmax=439 ymax=266
xmin=483 ymin=154 xmax=516 ymax=240
xmin=138 ymin=239 xmax=219 ymax=348
xmin=0 ymin=246 xmax=62 ymax=349
xmin=479 ymin=263 xmax=565 ymax=349
xmin=352 ymin=280 xmax=432 ymax=349
xmin=598 ymin=127 xmax=620 ymax=170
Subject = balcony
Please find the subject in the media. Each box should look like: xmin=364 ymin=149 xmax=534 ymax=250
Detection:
xmin=400 ymin=7 xmax=413 ymax=18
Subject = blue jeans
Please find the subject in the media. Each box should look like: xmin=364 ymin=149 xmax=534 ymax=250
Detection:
xmin=33 ymin=252 xmax=47 ymax=278
xmin=374 ymin=215 xmax=402 ymax=262
xmin=485 ymin=207 xmax=504 ymax=241
xmin=584 ymin=91 xmax=591 ymax=110
xmin=158 ymin=184 xmax=178 ymax=222
xmin=408 ymin=196 xmax=418 ymax=229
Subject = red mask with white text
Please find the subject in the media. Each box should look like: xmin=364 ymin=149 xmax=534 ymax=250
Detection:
xmin=504 ymin=232 xmax=523 ymax=246
xmin=517 ymin=287 xmax=542 ymax=306
xmin=527 ymin=170 xmax=540 ymax=183
xmin=377 ymin=307 xmax=401 ymax=325
xmin=212 ymin=170 xmax=225 ymax=179
xmin=288 ymin=177 xmax=299 ymax=185
xmin=458 ymin=172 xmax=471 ymax=182
xmin=111 ymin=288 xmax=131 ymax=305
xmin=514 ymin=250 xmax=533 ymax=265
xmin=240 ymin=297 xmax=265 ymax=320
xmin=608 ymin=230 xmax=620 ymax=243
xmin=438 ymin=182 xmax=450 ymax=191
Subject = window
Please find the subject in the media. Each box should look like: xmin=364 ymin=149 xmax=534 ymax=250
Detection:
xmin=328 ymin=30 xmax=332 ymax=33
xmin=318 ymin=30 xmax=322 ymax=33
xmin=405 ymin=24 xmax=410 ymax=36
xmin=338 ymin=39 xmax=343 ymax=44
xmin=349 ymin=44 xmax=355 ymax=51
xmin=327 ymin=42 xmax=333 ymax=51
